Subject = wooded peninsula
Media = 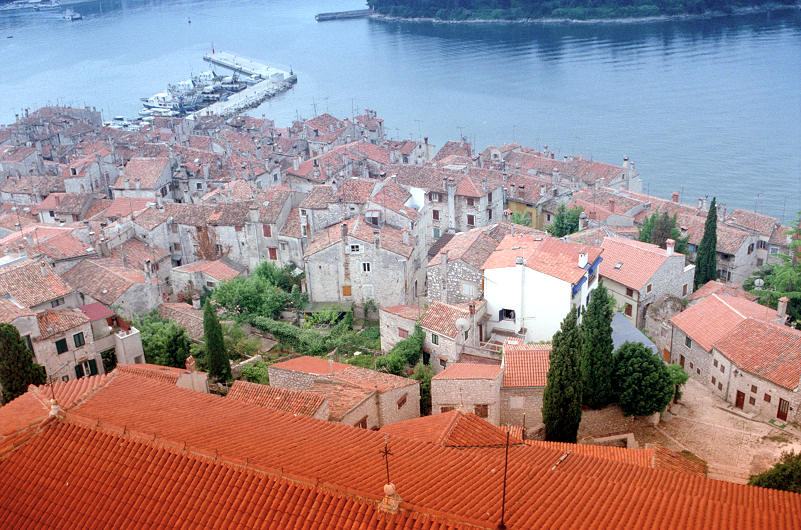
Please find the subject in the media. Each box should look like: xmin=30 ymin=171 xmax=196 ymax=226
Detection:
xmin=367 ymin=0 xmax=797 ymax=21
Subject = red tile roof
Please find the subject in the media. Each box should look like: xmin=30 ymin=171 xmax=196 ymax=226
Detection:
xmin=116 ymin=363 xmax=187 ymax=385
xmin=689 ymin=280 xmax=756 ymax=302
xmin=432 ymin=363 xmax=502 ymax=380
xmin=381 ymin=410 xmax=511 ymax=447
xmin=713 ymin=319 xmax=801 ymax=390
xmin=36 ymin=309 xmax=89 ymax=339
xmin=0 ymin=258 xmax=73 ymax=309
xmin=483 ymin=233 xmax=602 ymax=285
xmin=420 ymin=300 xmax=485 ymax=340
xmin=304 ymin=379 xmax=375 ymax=420
xmin=380 ymin=304 xmax=424 ymax=321
xmin=173 ymin=258 xmax=243 ymax=281
xmin=158 ymin=303 xmax=204 ymax=342
xmin=1 ymin=372 xmax=799 ymax=528
xmin=671 ymin=294 xmax=779 ymax=351
xmin=304 ymin=215 xmax=414 ymax=258
xmin=271 ymin=356 xmax=350 ymax=375
xmin=0 ymin=297 xmax=34 ymax=323
xmin=113 ymin=157 xmax=170 ymax=189
xmin=599 ymin=237 xmax=674 ymax=291
xmin=502 ymin=339 xmax=552 ymax=387
xmin=227 ymin=380 xmax=327 ymax=416
xmin=78 ymin=301 xmax=114 ymax=322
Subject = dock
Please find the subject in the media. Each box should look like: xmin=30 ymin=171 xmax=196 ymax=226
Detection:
xmin=194 ymin=52 xmax=297 ymax=119
xmin=315 ymin=9 xmax=373 ymax=22
xmin=203 ymin=51 xmax=275 ymax=79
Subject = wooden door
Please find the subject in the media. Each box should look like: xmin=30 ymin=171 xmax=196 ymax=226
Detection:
xmin=679 ymin=355 xmax=685 ymax=369
xmin=268 ymin=247 xmax=277 ymax=260
xmin=778 ymin=398 xmax=790 ymax=421
xmin=735 ymin=391 xmax=745 ymax=409
xmin=663 ymin=349 xmax=671 ymax=362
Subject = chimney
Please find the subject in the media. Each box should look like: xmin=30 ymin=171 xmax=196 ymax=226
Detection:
xmin=401 ymin=229 xmax=409 ymax=246
xmin=329 ymin=358 xmax=334 ymax=376
xmin=578 ymin=252 xmax=588 ymax=268
xmin=540 ymin=184 xmax=546 ymax=196
xmin=608 ymin=199 xmax=615 ymax=213
xmin=469 ymin=302 xmax=475 ymax=315
xmin=482 ymin=177 xmax=487 ymax=193
xmin=542 ymin=145 xmax=549 ymax=158
xmin=373 ymin=230 xmax=380 ymax=249
xmin=666 ymin=238 xmax=675 ymax=256
xmin=25 ymin=233 xmax=34 ymax=247
xmin=293 ymin=157 xmax=300 ymax=171
xmin=340 ymin=222 xmax=348 ymax=242
xmin=192 ymin=294 xmax=201 ymax=309
xmin=672 ymin=192 xmax=679 ymax=203
xmin=143 ymin=259 xmax=152 ymax=281
xmin=124 ymin=178 xmax=130 ymax=189
xmin=378 ymin=483 xmax=402 ymax=515
xmin=509 ymin=183 xmax=516 ymax=199
xmin=504 ymin=209 xmax=511 ymax=224
xmin=623 ymin=156 xmax=629 ymax=168
xmin=185 ymin=355 xmax=196 ymax=372
xmin=698 ymin=197 xmax=704 ymax=209
xmin=719 ymin=203 xmax=726 ymax=221
xmin=552 ymin=167 xmax=560 ymax=186
xmin=249 ymin=205 xmax=259 ymax=222
xmin=778 ymin=296 xmax=789 ymax=319
xmin=39 ymin=261 xmax=48 ymax=277
xmin=578 ymin=211 xmax=588 ymax=231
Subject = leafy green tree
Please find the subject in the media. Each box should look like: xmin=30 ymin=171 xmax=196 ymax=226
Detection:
xmin=667 ymin=364 xmax=689 ymax=403
xmin=290 ymin=284 xmax=309 ymax=326
xmin=134 ymin=310 xmax=191 ymax=368
xmin=546 ymin=204 xmax=583 ymax=238
xmin=239 ymin=360 xmax=270 ymax=385
xmin=510 ymin=210 xmax=532 ymax=227
xmin=212 ymin=276 xmax=290 ymax=318
xmin=749 ymin=451 xmax=801 ymax=493
xmin=0 ymin=323 xmax=46 ymax=404
xmin=638 ymin=211 xmax=689 ymax=254
xmin=612 ymin=342 xmax=673 ymax=416
xmin=204 ymin=301 xmax=230 ymax=381
xmin=542 ymin=308 xmax=583 ymax=442
xmin=254 ymin=261 xmax=298 ymax=292
xmin=579 ymin=285 xmax=614 ymax=409
xmin=376 ymin=324 xmax=424 ymax=375
xmin=411 ymin=362 xmax=434 ymax=415
xmin=694 ymin=197 xmax=718 ymax=289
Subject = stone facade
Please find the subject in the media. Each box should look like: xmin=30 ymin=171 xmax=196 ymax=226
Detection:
xmin=378 ymin=308 xmax=419 ymax=353
xmin=432 ymin=369 xmax=502 ymax=426
xmin=33 ymin=320 xmax=101 ymax=382
xmin=668 ymin=326 xmax=713 ymax=383
xmin=426 ymin=256 xmax=482 ymax=305
xmin=500 ymin=387 xmax=545 ymax=429
xmin=643 ymin=294 xmax=686 ymax=356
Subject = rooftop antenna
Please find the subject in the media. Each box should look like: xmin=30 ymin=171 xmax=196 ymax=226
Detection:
xmin=497 ymin=430 xmax=511 ymax=530
xmin=380 ymin=435 xmax=392 ymax=485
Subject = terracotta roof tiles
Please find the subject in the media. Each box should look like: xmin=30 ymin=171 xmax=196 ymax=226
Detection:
xmin=0 ymin=258 xmax=73 ymax=308
xmin=502 ymin=339 xmax=552 ymax=387
xmin=432 ymin=362 xmax=501 ymax=380
xmin=380 ymin=304 xmax=424 ymax=321
xmin=227 ymin=381 xmax=327 ymax=416
xmin=599 ymin=237 xmax=674 ymax=291
xmin=36 ymin=309 xmax=89 ymax=339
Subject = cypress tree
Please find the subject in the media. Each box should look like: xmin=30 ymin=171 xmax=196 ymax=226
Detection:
xmin=694 ymin=197 xmax=718 ymax=289
xmin=203 ymin=301 xmax=230 ymax=381
xmin=542 ymin=307 xmax=583 ymax=442
xmin=0 ymin=323 xmax=46 ymax=404
xmin=579 ymin=284 xmax=614 ymax=409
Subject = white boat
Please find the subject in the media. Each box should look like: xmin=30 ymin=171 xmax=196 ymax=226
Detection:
xmin=141 ymin=92 xmax=175 ymax=109
xmin=62 ymin=8 xmax=81 ymax=20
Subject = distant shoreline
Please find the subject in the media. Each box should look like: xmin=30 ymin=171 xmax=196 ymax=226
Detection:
xmin=369 ymin=4 xmax=799 ymax=25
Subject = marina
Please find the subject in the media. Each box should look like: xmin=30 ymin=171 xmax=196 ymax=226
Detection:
xmin=136 ymin=51 xmax=296 ymax=120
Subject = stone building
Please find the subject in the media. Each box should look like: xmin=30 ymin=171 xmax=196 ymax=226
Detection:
xmin=499 ymin=338 xmax=552 ymax=429
xmin=170 ymin=258 xmax=244 ymax=296
xmin=378 ymin=304 xmax=424 ymax=353
xmin=268 ymin=356 xmax=420 ymax=429
xmin=599 ymin=237 xmax=695 ymax=328
xmin=62 ymin=258 xmax=162 ymax=317
xmin=419 ymin=300 xmax=490 ymax=372
xmin=111 ymin=157 xmax=174 ymax=201
xmin=431 ymin=363 xmax=503 ymax=425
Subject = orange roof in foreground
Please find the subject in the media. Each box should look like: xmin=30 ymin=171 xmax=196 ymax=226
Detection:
xmin=1 ymin=372 xmax=799 ymax=528
xmin=381 ymin=410 xmax=514 ymax=448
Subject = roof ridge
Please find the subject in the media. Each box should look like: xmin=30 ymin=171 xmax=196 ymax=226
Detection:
xmin=713 ymin=294 xmax=745 ymax=319
xmin=438 ymin=410 xmax=463 ymax=445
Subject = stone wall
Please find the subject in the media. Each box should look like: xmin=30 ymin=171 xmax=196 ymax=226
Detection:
xmin=643 ymin=294 xmax=685 ymax=355
xmin=426 ymin=258 xmax=482 ymax=305
xmin=577 ymin=406 xmax=637 ymax=439
xmin=432 ymin=371 xmax=502 ymax=425
xmin=669 ymin=326 xmax=713 ymax=384
xmin=340 ymin=392 xmax=380 ymax=430
xmin=378 ymin=309 xmax=417 ymax=353
xmin=268 ymin=366 xmax=320 ymax=391
xmin=377 ymin=383 xmax=421 ymax=426
xmin=500 ymin=387 xmax=544 ymax=428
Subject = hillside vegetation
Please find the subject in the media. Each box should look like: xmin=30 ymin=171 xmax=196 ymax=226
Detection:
xmin=367 ymin=0 xmax=795 ymax=21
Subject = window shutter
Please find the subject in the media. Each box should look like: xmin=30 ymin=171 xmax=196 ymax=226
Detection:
xmin=75 ymin=364 xmax=84 ymax=379
xmin=499 ymin=309 xmax=504 ymax=321
xmin=89 ymin=359 xmax=99 ymax=376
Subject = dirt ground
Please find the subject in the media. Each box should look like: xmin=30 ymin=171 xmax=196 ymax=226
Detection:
xmin=629 ymin=378 xmax=801 ymax=483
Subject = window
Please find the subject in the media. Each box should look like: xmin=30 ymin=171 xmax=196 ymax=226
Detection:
xmin=350 ymin=244 xmax=361 ymax=253
xmin=196 ymin=182 xmax=203 ymax=190
xmin=397 ymin=393 xmax=408 ymax=409
xmin=749 ymin=396 xmax=756 ymax=406
xmin=696 ymin=368 xmax=701 ymax=375
xmin=268 ymin=248 xmax=277 ymax=260
xmin=747 ymin=243 xmax=754 ymax=255
xmin=461 ymin=282 xmax=476 ymax=297
xmin=758 ymin=240 xmax=768 ymax=250
xmin=487 ymin=191 xmax=493 ymax=202
xmin=718 ymin=382 xmax=723 ymax=391
xmin=173 ymin=242 xmax=182 ymax=252
xmin=764 ymin=393 xmax=772 ymax=403
xmin=73 ymin=332 xmax=85 ymax=348
xmin=711 ymin=376 xmax=717 ymax=385
xmin=714 ymin=359 xmax=718 ymax=367
xmin=342 ymin=285 xmax=352 ymax=297
xmin=466 ymin=198 xmax=475 ymax=207
xmin=206 ymin=281 xmax=215 ymax=288
xmin=235 ymin=225 xmax=243 ymax=232
xmin=429 ymin=192 xmax=442 ymax=202
xmin=432 ymin=209 xmax=440 ymax=221
xmin=300 ymin=209 xmax=308 ymax=217
xmin=56 ymin=338 xmax=68 ymax=355
xmin=685 ymin=336 xmax=692 ymax=348
xmin=362 ymin=262 xmax=371 ymax=273
xmin=48 ymin=210 xmax=54 ymax=217
xmin=439 ymin=358 xmax=447 ymax=368
xmin=466 ymin=214 xmax=475 ymax=227
xmin=215 ymin=244 xmax=223 ymax=255
xmin=398 ymin=328 xmax=408 ymax=339
xmin=624 ymin=304 xmax=632 ymax=317
xmin=170 ymin=223 xmax=178 ymax=233
xmin=500 ymin=309 xmax=515 ymax=321
xmin=431 ymin=333 xmax=439 ymax=345
xmin=626 ymin=288 xmax=634 ymax=297
xmin=354 ymin=416 xmax=368 ymax=429
xmin=433 ymin=228 xmax=441 ymax=238
xmin=279 ymin=241 xmax=288 ymax=251
xmin=474 ymin=404 xmax=489 ymax=418
xmin=751 ymin=385 xmax=757 ymax=393
xmin=263 ymin=224 xmax=271 ymax=237
xmin=441 ymin=406 xmax=454 ymax=413
xmin=770 ymin=247 xmax=778 ymax=255
xmin=690 ymin=362 xmax=694 ymax=369
xmin=488 ymin=208 xmax=493 ymax=220
xmin=74 ymin=359 xmax=98 ymax=379
xmin=720 ymin=365 xmax=725 ymax=374
xmin=464 ymin=330 xmax=469 ymax=340
xmin=646 ymin=284 xmax=652 ymax=293
xmin=682 ymin=284 xmax=688 ymax=296
xmin=51 ymin=297 xmax=64 ymax=308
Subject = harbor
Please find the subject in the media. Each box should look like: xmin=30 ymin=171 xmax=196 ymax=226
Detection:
xmin=136 ymin=51 xmax=296 ymax=121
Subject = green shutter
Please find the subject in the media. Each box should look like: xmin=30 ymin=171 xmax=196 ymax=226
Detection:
xmin=75 ymin=364 xmax=84 ymax=379
xmin=88 ymin=359 xmax=98 ymax=376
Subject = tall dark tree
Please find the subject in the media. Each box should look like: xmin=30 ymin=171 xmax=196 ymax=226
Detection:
xmin=0 ymin=323 xmax=46 ymax=404
xmin=542 ymin=308 xmax=583 ymax=442
xmin=546 ymin=204 xmax=583 ymax=238
xmin=694 ymin=197 xmax=718 ymax=289
xmin=579 ymin=284 xmax=614 ymax=409
xmin=204 ymin=301 xmax=230 ymax=381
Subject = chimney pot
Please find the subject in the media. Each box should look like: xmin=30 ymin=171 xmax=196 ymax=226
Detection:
xmin=185 ymin=355 xmax=196 ymax=372
xmin=329 ymin=358 xmax=334 ymax=375
xmin=609 ymin=199 xmax=615 ymax=213
xmin=672 ymin=192 xmax=679 ymax=203
xmin=578 ymin=252 xmax=588 ymax=268
xmin=666 ymin=238 xmax=675 ymax=256
xmin=778 ymin=296 xmax=789 ymax=319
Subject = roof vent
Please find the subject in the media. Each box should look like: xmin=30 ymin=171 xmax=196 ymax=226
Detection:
xmin=614 ymin=262 xmax=623 ymax=270
xmin=511 ymin=246 xmax=521 ymax=250
xmin=515 ymin=256 xmax=524 ymax=265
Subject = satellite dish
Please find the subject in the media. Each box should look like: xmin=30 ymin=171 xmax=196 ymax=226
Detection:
xmin=455 ymin=318 xmax=470 ymax=332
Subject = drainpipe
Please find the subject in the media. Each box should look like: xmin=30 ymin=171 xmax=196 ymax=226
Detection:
xmin=516 ymin=256 xmax=525 ymax=336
